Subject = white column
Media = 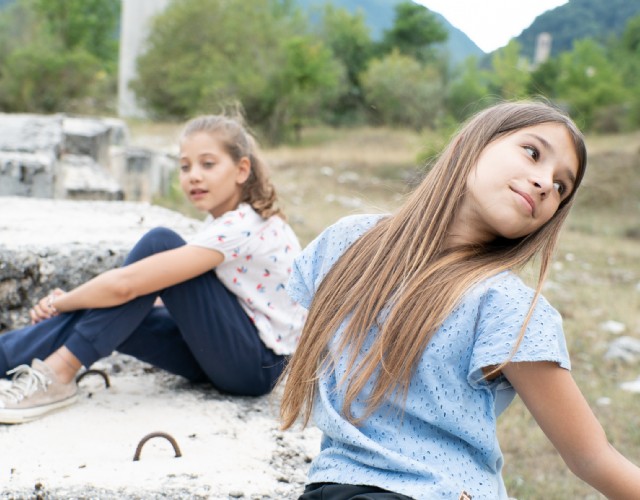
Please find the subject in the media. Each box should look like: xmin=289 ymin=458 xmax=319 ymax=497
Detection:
xmin=117 ymin=0 xmax=171 ymax=118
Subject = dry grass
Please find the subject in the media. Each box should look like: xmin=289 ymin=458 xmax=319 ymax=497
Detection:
xmin=266 ymin=125 xmax=425 ymax=168
xmin=501 ymin=225 xmax=640 ymax=498
xmin=131 ymin=122 xmax=640 ymax=499
xmin=583 ymin=130 xmax=640 ymax=155
xmin=264 ymin=126 xmax=427 ymax=244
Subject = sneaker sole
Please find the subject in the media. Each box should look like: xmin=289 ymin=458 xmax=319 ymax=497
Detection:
xmin=0 ymin=393 xmax=79 ymax=424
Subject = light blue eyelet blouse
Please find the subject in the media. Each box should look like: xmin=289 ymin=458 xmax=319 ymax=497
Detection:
xmin=287 ymin=214 xmax=570 ymax=500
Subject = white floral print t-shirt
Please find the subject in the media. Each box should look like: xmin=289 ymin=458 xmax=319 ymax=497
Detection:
xmin=189 ymin=203 xmax=306 ymax=355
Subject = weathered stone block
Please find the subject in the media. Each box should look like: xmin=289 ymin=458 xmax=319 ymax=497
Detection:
xmin=0 ymin=112 xmax=174 ymax=203
xmin=109 ymin=146 xmax=175 ymax=201
xmin=63 ymin=116 xmax=112 ymax=167
xmin=59 ymin=154 xmax=124 ymax=200
xmin=0 ymin=197 xmax=202 ymax=333
xmin=0 ymin=151 xmax=57 ymax=198
xmin=0 ymin=113 xmax=64 ymax=155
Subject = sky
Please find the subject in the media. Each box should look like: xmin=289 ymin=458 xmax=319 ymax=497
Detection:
xmin=416 ymin=0 xmax=569 ymax=53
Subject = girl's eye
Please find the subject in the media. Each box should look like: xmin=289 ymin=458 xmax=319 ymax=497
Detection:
xmin=179 ymin=164 xmax=189 ymax=172
xmin=523 ymin=145 xmax=539 ymax=160
xmin=203 ymin=161 xmax=215 ymax=169
xmin=553 ymin=181 xmax=566 ymax=195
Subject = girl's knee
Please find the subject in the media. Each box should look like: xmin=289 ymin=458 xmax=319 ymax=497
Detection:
xmin=140 ymin=227 xmax=185 ymax=251
xmin=125 ymin=227 xmax=186 ymax=264
xmin=145 ymin=226 xmax=182 ymax=242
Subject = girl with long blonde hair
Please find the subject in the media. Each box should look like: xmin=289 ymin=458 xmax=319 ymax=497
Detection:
xmin=281 ymin=101 xmax=640 ymax=499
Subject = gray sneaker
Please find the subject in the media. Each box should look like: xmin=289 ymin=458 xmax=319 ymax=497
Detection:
xmin=0 ymin=359 xmax=78 ymax=424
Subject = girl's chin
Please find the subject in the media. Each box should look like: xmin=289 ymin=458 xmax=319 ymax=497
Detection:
xmin=189 ymin=195 xmax=208 ymax=205
xmin=190 ymin=201 xmax=212 ymax=213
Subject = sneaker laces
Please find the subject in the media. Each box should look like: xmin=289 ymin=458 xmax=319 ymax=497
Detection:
xmin=0 ymin=364 xmax=50 ymax=403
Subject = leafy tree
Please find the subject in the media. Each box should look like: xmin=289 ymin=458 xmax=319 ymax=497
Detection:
xmin=555 ymin=39 xmax=627 ymax=130
xmin=0 ymin=0 xmax=117 ymax=113
xmin=527 ymin=58 xmax=560 ymax=99
xmin=266 ymin=36 xmax=346 ymax=142
xmin=446 ymin=57 xmax=493 ymax=121
xmin=610 ymin=14 xmax=640 ymax=128
xmin=621 ymin=14 xmax=640 ymax=53
xmin=360 ymin=50 xmax=444 ymax=129
xmin=133 ymin=0 xmax=342 ymax=143
xmin=319 ymin=5 xmax=372 ymax=86
xmin=133 ymin=0 xmax=297 ymax=120
xmin=0 ymin=1 xmax=36 ymax=59
xmin=379 ymin=1 xmax=447 ymax=63
xmin=31 ymin=0 xmax=119 ymax=67
xmin=489 ymin=40 xmax=530 ymax=99
xmin=0 ymin=42 xmax=101 ymax=112
xmin=316 ymin=4 xmax=373 ymax=123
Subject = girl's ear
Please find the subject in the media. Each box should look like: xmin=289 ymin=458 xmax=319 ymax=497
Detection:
xmin=236 ymin=156 xmax=251 ymax=185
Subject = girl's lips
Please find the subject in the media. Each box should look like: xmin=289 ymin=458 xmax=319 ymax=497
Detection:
xmin=513 ymin=188 xmax=535 ymax=215
xmin=190 ymin=189 xmax=208 ymax=199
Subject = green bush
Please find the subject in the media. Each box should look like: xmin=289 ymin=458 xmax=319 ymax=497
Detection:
xmin=131 ymin=0 xmax=344 ymax=144
xmin=360 ymin=50 xmax=444 ymax=130
xmin=0 ymin=0 xmax=118 ymax=114
xmin=0 ymin=44 xmax=104 ymax=113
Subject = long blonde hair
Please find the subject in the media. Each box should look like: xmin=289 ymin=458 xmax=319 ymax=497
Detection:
xmin=180 ymin=115 xmax=284 ymax=219
xmin=280 ymin=101 xmax=587 ymax=429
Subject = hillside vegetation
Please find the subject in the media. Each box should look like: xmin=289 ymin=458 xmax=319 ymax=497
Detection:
xmin=2 ymin=0 xmax=639 ymax=144
xmin=295 ymin=0 xmax=485 ymax=63
xmin=516 ymin=0 xmax=640 ymax=59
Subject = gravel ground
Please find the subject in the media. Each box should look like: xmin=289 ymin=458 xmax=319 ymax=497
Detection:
xmin=0 ymin=354 xmax=320 ymax=500
xmin=0 ymin=197 xmax=320 ymax=499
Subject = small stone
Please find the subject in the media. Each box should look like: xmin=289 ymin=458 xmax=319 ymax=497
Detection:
xmin=599 ymin=320 xmax=626 ymax=335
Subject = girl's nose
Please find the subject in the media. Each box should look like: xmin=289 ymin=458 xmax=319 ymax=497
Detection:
xmin=188 ymin=166 xmax=203 ymax=181
xmin=533 ymin=181 xmax=547 ymax=199
xmin=531 ymin=171 xmax=553 ymax=197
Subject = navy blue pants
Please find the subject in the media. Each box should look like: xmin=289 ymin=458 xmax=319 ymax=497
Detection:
xmin=0 ymin=228 xmax=286 ymax=396
xmin=300 ymin=483 xmax=414 ymax=500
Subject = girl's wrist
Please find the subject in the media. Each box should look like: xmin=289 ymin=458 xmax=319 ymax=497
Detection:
xmin=47 ymin=294 xmax=59 ymax=314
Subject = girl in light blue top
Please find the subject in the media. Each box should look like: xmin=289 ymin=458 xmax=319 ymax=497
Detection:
xmin=280 ymin=101 xmax=640 ymax=499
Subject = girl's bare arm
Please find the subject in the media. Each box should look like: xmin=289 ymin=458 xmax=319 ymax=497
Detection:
xmin=503 ymin=361 xmax=640 ymax=498
xmin=34 ymin=245 xmax=223 ymax=316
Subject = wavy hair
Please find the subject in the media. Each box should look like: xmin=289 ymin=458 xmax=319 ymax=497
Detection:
xmin=180 ymin=114 xmax=284 ymax=219
xmin=280 ymin=100 xmax=587 ymax=428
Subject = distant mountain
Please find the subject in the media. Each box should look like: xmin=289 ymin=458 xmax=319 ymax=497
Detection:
xmin=429 ymin=11 xmax=485 ymax=65
xmin=294 ymin=0 xmax=485 ymax=66
xmin=514 ymin=0 xmax=640 ymax=59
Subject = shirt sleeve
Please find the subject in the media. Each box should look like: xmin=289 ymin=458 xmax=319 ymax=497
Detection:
xmin=468 ymin=273 xmax=571 ymax=388
xmin=287 ymin=214 xmax=385 ymax=309
xmin=286 ymin=220 xmax=343 ymax=309
xmin=187 ymin=209 xmax=256 ymax=261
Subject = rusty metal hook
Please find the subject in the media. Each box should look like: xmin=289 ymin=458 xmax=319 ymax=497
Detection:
xmin=76 ymin=368 xmax=111 ymax=388
xmin=133 ymin=431 xmax=182 ymax=461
